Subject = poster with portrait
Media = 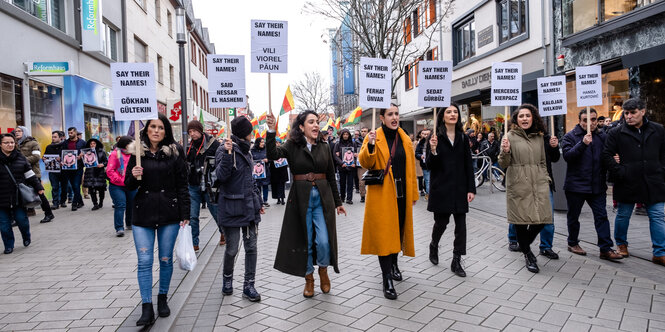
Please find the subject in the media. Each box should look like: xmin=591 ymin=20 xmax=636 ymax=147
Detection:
xmin=61 ymin=150 xmax=78 ymax=170
xmin=342 ymin=147 xmax=355 ymax=167
xmin=81 ymin=148 xmax=98 ymax=168
xmin=274 ymin=158 xmax=288 ymax=168
xmin=252 ymin=160 xmax=266 ymax=179
xmin=43 ymin=154 xmax=61 ymax=173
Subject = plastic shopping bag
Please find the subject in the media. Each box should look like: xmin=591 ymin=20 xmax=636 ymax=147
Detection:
xmin=176 ymin=225 xmax=197 ymax=271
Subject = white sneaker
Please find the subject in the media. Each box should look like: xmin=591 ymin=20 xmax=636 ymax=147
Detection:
xmin=116 ymin=230 xmax=125 ymax=237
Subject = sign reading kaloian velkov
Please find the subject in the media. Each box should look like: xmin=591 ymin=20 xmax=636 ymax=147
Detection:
xmin=490 ymin=62 xmax=522 ymax=106
xmin=418 ymin=60 xmax=453 ymax=107
xmin=575 ymin=65 xmax=602 ymax=107
xmin=110 ymin=63 xmax=158 ymax=121
xmin=537 ymin=76 xmax=567 ymax=117
xmin=251 ymin=20 xmax=288 ymax=73
xmin=358 ymin=57 xmax=391 ymax=109
xmin=207 ymin=55 xmax=246 ymax=108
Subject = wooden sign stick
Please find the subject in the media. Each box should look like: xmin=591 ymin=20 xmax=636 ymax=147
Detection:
xmin=586 ymin=106 xmax=591 ymax=133
xmin=133 ymin=120 xmax=142 ymax=180
xmin=432 ymin=107 xmax=438 ymax=137
xmin=550 ymin=116 xmax=555 ymax=136
xmin=504 ymin=106 xmax=509 ymax=135
xmin=268 ymin=73 xmax=273 ymax=116
xmin=372 ymin=108 xmax=376 ymax=132
xmin=225 ymin=108 xmax=231 ymax=154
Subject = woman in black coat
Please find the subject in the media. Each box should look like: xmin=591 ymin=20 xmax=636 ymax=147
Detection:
xmin=0 ymin=133 xmax=44 ymax=254
xmin=269 ymin=139 xmax=289 ymax=205
xmin=251 ymin=138 xmax=271 ymax=207
xmin=83 ymin=138 xmax=108 ymax=210
xmin=426 ymin=103 xmax=476 ymax=277
xmin=125 ymin=113 xmax=190 ymax=326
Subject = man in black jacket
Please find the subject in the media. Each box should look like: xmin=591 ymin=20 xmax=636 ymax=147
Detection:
xmin=603 ymin=98 xmax=665 ymax=266
xmin=43 ymin=130 xmax=66 ymax=210
xmin=561 ymin=109 xmax=622 ymax=260
xmin=333 ymin=129 xmax=357 ymax=204
xmin=186 ymin=121 xmax=222 ymax=251
xmin=415 ymin=128 xmax=431 ymax=199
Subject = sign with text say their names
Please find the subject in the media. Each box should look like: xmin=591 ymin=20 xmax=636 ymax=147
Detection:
xmin=537 ymin=76 xmax=567 ymax=116
xmin=491 ymin=62 xmax=522 ymax=106
xmin=207 ymin=55 xmax=246 ymax=108
xmin=111 ymin=62 xmax=158 ymax=121
xmin=359 ymin=57 xmax=391 ymax=109
xmin=418 ymin=60 xmax=453 ymax=107
xmin=575 ymin=65 xmax=602 ymax=107
xmin=251 ymin=20 xmax=288 ymax=73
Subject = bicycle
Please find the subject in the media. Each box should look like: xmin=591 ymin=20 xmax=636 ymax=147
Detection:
xmin=472 ymin=148 xmax=506 ymax=192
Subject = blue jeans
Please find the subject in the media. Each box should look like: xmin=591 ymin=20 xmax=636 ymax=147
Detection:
xmin=0 ymin=207 xmax=30 ymax=250
xmin=615 ymin=202 xmax=665 ymax=257
xmin=109 ymin=184 xmax=137 ymax=231
xmin=188 ymin=185 xmax=219 ymax=246
xmin=48 ymin=172 xmax=61 ymax=205
xmin=222 ymin=225 xmax=258 ymax=283
xmin=261 ymin=185 xmax=269 ymax=203
xmin=133 ymin=223 xmax=180 ymax=303
xmin=306 ymin=187 xmax=330 ymax=275
xmin=422 ymin=169 xmax=431 ymax=194
xmin=508 ymin=191 xmax=555 ymax=250
xmin=62 ymin=169 xmax=83 ymax=205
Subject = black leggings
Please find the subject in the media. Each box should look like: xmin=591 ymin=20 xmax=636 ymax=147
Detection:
xmin=432 ymin=213 xmax=467 ymax=255
xmin=89 ymin=188 xmax=105 ymax=206
xmin=514 ymin=224 xmax=546 ymax=254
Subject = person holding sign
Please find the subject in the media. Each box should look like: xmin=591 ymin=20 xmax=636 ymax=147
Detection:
xmin=333 ymin=129 xmax=358 ymax=204
xmin=426 ymin=103 xmax=476 ymax=277
xmin=124 ymin=113 xmax=190 ymax=326
xmin=498 ymin=104 xmax=553 ymax=273
xmin=82 ymin=139 xmax=108 ymax=211
xmin=359 ymin=104 xmax=419 ymax=299
xmin=265 ymin=111 xmax=346 ymax=298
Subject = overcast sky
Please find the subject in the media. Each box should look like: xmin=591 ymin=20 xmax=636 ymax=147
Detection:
xmin=193 ymin=0 xmax=336 ymax=130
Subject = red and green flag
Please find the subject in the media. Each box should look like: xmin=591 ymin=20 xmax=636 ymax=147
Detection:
xmin=258 ymin=112 xmax=267 ymax=125
xmin=334 ymin=117 xmax=341 ymax=130
xmin=343 ymin=107 xmax=362 ymax=127
xmin=250 ymin=117 xmax=259 ymax=129
xmin=279 ymin=86 xmax=295 ymax=116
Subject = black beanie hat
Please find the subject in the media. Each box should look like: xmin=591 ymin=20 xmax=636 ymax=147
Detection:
xmin=187 ymin=120 xmax=204 ymax=135
xmin=231 ymin=116 xmax=253 ymax=138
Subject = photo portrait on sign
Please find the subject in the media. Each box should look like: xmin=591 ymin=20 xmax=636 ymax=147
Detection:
xmin=43 ymin=154 xmax=61 ymax=173
xmin=253 ymin=160 xmax=267 ymax=179
xmin=342 ymin=147 xmax=356 ymax=167
xmin=274 ymin=158 xmax=288 ymax=168
xmin=81 ymin=148 xmax=99 ymax=168
xmin=61 ymin=150 xmax=78 ymax=170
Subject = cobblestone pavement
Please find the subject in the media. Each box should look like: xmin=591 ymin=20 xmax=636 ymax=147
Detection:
xmin=1 ymin=187 xmax=664 ymax=331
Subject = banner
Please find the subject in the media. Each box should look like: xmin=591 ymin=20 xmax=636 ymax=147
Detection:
xmin=251 ymin=20 xmax=288 ymax=73
xmin=537 ymin=76 xmax=567 ymax=116
xmin=418 ymin=60 xmax=453 ymax=107
xmin=207 ymin=55 xmax=246 ymax=108
xmin=576 ymin=65 xmax=602 ymax=107
xmin=490 ymin=62 xmax=522 ymax=106
xmin=111 ymin=63 xmax=158 ymax=121
xmin=358 ymin=57 xmax=391 ymax=109
xmin=81 ymin=0 xmax=103 ymax=52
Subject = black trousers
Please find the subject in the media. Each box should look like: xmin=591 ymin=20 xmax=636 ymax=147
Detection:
xmin=38 ymin=193 xmax=53 ymax=217
xmin=89 ymin=188 xmax=106 ymax=206
xmin=514 ymin=224 xmax=546 ymax=254
xmin=378 ymin=196 xmax=406 ymax=274
xmin=565 ymin=191 xmax=613 ymax=252
xmin=432 ymin=213 xmax=467 ymax=255
xmin=338 ymin=169 xmax=354 ymax=201
xmin=271 ymin=181 xmax=286 ymax=199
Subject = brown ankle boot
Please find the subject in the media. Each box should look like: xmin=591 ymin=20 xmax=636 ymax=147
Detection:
xmin=303 ymin=273 xmax=314 ymax=298
xmin=319 ymin=267 xmax=330 ymax=293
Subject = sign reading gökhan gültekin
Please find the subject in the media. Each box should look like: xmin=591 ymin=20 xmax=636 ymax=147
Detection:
xmin=110 ymin=62 xmax=158 ymax=121
xmin=251 ymin=20 xmax=288 ymax=73
xmin=207 ymin=55 xmax=246 ymax=108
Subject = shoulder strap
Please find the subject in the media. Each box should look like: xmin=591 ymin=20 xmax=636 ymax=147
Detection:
xmin=383 ymin=135 xmax=399 ymax=176
xmin=3 ymin=164 xmax=17 ymax=186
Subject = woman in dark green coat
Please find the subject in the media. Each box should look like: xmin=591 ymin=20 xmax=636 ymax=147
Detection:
xmin=265 ymin=111 xmax=346 ymax=298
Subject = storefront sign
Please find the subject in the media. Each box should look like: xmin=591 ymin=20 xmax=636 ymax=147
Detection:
xmin=459 ymin=69 xmax=491 ymax=90
xmin=81 ymin=0 xmax=103 ymax=52
xmin=251 ymin=20 xmax=288 ymax=73
xmin=491 ymin=62 xmax=522 ymax=106
xmin=418 ymin=60 xmax=453 ymax=107
xmin=537 ymin=76 xmax=567 ymax=116
xmin=477 ymin=26 xmax=493 ymax=48
xmin=110 ymin=63 xmax=158 ymax=121
xmin=26 ymin=61 xmax=72 ymax=76
xmin=575 ymin=65 xmax=602 ymax=107
xmin=207 ymin=55 xmax=246 ymax=108
xmin=358 ymin=57 xmax=392 ymax=109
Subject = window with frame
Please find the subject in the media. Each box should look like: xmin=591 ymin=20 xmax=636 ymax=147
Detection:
xmin=12 ymin=0 xmax=65 ymax=31
xmin=453 ymin=18 xmax=475 ymax=64
xmin=404 ymin=64 xmax=414 ymax=90
xmin=429 ymin=0 xmax=437 ymax=26
xmin=192 ymin=81 xmax=198 ymax=105
xmin=498 ymin=0 xmax=526 ymax=43
xmin=562 ymin=0 xmax=662 ymax=35
xmin=191 ymin=43 xmax=197 ymax=65
xmin=414 ymin=56 xmax=424 ymax=87
xmin=134 ymin=37 xmax=148 ymax=62
xmin=167 ymin=11 xmax=173 ymax=37
xmin=154 ymin=0 xmax=161 ymax=23
xmin=427 ymin=47 xmax=439 ymax=60
xmin=157 ymin=55 xmax=164 ymax=84
xmin=413 ymin=7 xmax=421 ymax=36
xmin=404 ymin=17 xmax=412 ymax=44
xmin=101 ymin=22 xmax=119 ymax=61
xmin=169 ymin=65 xmax=174 ymax=91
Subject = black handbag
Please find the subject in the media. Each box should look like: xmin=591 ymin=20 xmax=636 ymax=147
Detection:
xmin=4 ymin=164 xmax=41 ymax=208
xmin=362 ymin=135 xmax=398 ymax=185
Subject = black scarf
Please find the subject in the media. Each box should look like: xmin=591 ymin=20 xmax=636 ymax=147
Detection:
xmin=232 ymin=135 xmax=251 ymax=154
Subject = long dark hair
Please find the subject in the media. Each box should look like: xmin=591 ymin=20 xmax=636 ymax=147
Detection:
xmin=140 ymin=113 xmax=176 ymax=148
xmin=289 ymin=110 xmax=321 ymax=147
xmin=252 ymin=137 xmax=265 ymax=150
xmin=510 ymin=103 xmax=546 ymax=134
xmin=436 ymin=103 xmax=464 ymax=135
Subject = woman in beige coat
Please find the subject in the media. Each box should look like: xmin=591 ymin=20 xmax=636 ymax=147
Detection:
xmin=498 ymin=104 xmax=553 ymax=273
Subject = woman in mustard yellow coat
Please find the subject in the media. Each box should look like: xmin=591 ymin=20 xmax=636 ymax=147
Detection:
xmin=359 ymin=104 xmax=419 ymax=300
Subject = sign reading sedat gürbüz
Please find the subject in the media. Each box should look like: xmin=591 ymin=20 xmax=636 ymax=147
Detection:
xmin=359 ymin=57 xmax=391 ymax=109
xmin=207 ymin=55 xmax=246 ymax=108
xmin=111 ymin=62 xmax=158 ymax=121
xmin=251 ymin=20 xmax=288 ymax=73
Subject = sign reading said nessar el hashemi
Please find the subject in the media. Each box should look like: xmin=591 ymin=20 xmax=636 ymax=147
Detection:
xmin=207 ymin=55 xmax=246 ymax=108
xmin=251 ymin=20 xmax=288 ymax=73
xmin=111 ymin=62 xmax=158 ymax=121
xmin=358 ymin=57 xmax=391 ymax=109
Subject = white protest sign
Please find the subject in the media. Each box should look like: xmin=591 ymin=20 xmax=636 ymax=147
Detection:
xmin=251 ymin=20 xmax=288 ymax=73
xmin=418 ymin=60 xmax=453 ymax=107
xmin=491 ymin=62 xmax=522 ymax=106
xmin=111 ymin=62 xmax=158 ymax=121
xmin=576 ymin=65 xmax=602 ymax=107
xmin=537 ymin=76 xmax=567 ymax=116
xmin=207 ymin=55 xmax=246 ymax=108
xmin=359 ymin=57 xmax=391 ymax=109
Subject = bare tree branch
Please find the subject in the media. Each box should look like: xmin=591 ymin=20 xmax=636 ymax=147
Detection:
xmin=292 ymin=72 xmax=330 ymax=115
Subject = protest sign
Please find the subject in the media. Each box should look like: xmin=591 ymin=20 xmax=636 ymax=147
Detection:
xmin=61 ymin=150 xmax=78 ymax=170
xmin=575 ymin=65 xmax=602 ymax=107
xmin=251 ymin=20 xmax=288 ymax=73
xmin=81 ymin=149 xmax=98 ymax=168
xmin=111 ymin=62 xmax=158 ymax=121
xmin=208 ymin=55 xmax=246 ymax=108
xmin=537 ymin=76 xmax=567 ymax=117
xmin=418 ymin=61 xmax=453 ymax=108
xmin=43 ymin=154 xmax=60 ymax=173
xmin=491 ymin=62 xmax=522 ymax=106
xmin=359 ymin=57 xmax=391 ymax=129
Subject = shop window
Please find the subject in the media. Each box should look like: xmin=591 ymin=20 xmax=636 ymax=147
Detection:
xmin=563 ymin=0 xmax=661 ymax=35
xmin=154 ymin=0 xmax=161 ymax=24
xmin=84 ymin=107 xmax=115 ymax=151
xmin=134 ymin=37 xmax=148 ymax=62
xmin=102 ymin=22 xmax=119 ymax=61
xmin=0 ymin=75 xmax=23 ymax=134
xmin=157 ymin=55 xmax=164 ymax=84
xmin=453 ymin=18 xmax=475 ymax=64
xmin=169 ymin=65 xmax=175 ymax=91
xmin=29 ymin=80 xmax=63 ymax=141
xmin=497 ymin=0 xmax=526 ymax=43
xmin=167 ymin=11 xmax=173 ymax=37
xmin=12 ymin=0 xmax=65 ymax=32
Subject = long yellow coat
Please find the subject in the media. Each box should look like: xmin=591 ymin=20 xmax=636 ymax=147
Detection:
xmin=358 ymin=127 xmax=419 ymax=257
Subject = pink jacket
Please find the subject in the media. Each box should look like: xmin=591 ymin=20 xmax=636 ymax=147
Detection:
xmin=106 ymin=148 xmax=130 ymax=186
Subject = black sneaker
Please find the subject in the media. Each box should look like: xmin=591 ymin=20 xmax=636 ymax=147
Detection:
xmin=540 ymin=248 xmax=559 ymax=260
xmin=346 ymin=200 xmax=353 ymax=205
xmin=242 ymin=282 xmax=261 ymax=302
xmin=40 ymin=215 xmax=55 ymax=223
xmin=360 ymin=197 xmax=365 ymax=203
xmin=509 ymin=242 xmax=521 ymax=252
xmin=222 ymin=277 xmax=233 ymax=295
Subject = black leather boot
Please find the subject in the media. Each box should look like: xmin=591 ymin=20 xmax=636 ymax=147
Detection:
xmin=382 ymin=273 xmax=397 ymax=300
xmin=451 ymin=254 xmax=466 ymax=277
xmin=390 ymin=255 xmax=402 ymax=281
xmin=429 ymin=242 xmax=439 ymax=265
xmin=157 ymin=294 xmax=170 ymax=317
xmin=136 ymin=303 xmax=155 ymax=326
xmin=524 ymin=251 xmax=539 ymax=273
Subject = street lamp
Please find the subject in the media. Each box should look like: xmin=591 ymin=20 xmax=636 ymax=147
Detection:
xmin=176 ymin=7 xmax=188 ymax=149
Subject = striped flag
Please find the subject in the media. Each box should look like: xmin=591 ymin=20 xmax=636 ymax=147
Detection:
xmin=279 ymin=86 xmax=295 ymax=116
xmin=258 ymin=112 xmax=267 ymax=125
xmin=343 ymin=107 xmax=362 ymax=127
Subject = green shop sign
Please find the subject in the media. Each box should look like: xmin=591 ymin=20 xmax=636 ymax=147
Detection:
xmin=26 ymin=61 xmax=72 ymax=76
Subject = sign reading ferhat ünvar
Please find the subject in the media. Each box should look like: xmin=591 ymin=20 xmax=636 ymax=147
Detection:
xmin=81 ymin=0 xmax=103 ymax=52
